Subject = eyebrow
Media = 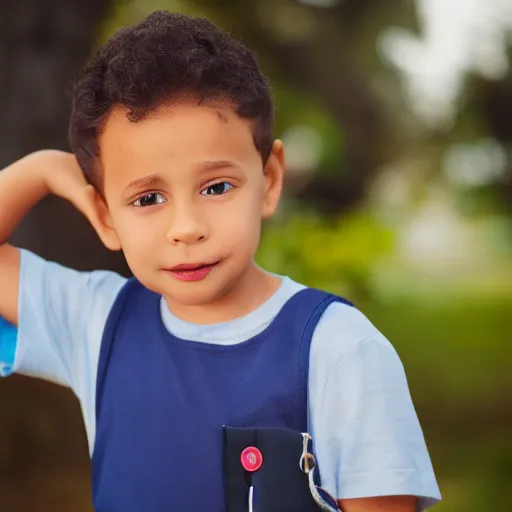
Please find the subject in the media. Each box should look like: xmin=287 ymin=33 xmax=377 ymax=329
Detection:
xmin=195 ymin=160 xmax=242 ymax=173
xmin=123 ymin=161 xmax=242 ymax=195
xmin=124 ymin=174 xmax=167 ymax=194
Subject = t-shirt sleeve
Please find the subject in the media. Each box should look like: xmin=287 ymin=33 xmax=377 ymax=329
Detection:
xmin=308 ymin=303 xmax=442 ymax=511
xmin=0 ymin=316 xmax=17 ymax=377
xmin=13 ymin=249 xmax=127 ymax=392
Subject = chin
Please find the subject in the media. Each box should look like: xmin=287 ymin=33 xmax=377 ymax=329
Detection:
xmin=138 ymin=274 xmax=225 ymax=306
xmin=172 ymin=279 xmax=235 ymax=307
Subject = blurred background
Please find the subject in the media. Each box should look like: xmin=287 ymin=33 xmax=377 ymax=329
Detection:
xmin=0 ymin=0 xmax=511 ymax=510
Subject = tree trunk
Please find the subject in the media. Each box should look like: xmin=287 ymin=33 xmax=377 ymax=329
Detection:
xmin=0 ymin=1 xmax=119 ymax=510
xmin=0 ymin=0 xmax=129 ymax=273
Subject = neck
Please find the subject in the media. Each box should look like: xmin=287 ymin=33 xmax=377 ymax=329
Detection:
xmin=164 ymin=263 xmax=281 ymax=324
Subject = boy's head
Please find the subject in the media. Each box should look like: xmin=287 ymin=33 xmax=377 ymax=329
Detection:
xmin=69 ymin=11 xmax=285 ymax=310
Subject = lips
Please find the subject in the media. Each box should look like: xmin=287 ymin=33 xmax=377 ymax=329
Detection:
xmin=166 ymin=261 xmax=220 ymax=282
xmin=169 ymin=262 xmax=215 ymax=271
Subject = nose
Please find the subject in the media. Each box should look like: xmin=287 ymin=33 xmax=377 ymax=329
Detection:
xmin=166 ymin=202 xmax=208 ymax=246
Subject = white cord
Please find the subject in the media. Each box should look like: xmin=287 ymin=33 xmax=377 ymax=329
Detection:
xmin=248 ymin=485 xmax=254 ymax=512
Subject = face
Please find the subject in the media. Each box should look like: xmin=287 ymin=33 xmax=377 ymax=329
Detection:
xmin=96 ymin=101 xmax=284 ymax=309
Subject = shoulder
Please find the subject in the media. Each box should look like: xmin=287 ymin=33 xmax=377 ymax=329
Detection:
xmin=279 ymin=278 xmax=382 ymax=363
xmin=15 ymin=250 xmax=129 ymax=449
xmin=19 ymin=248 xmax=127 ymax=306
xmin=17 ymin=248 xmax=128 ymax=373
xmin=277 ymin=278 xmax=392 ymax=375
xmin=311 ymin=297 xmax=381 ymax=359
xmin=308 ymin=296 xmax=405 ymax=390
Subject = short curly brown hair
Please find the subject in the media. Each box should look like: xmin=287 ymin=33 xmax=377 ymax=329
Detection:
xmin=68 ymin=11 xmax=275 ymax=189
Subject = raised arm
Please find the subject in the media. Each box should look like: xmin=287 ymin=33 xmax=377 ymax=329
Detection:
xmin=0 ymin=150 xmax=102 ymax=325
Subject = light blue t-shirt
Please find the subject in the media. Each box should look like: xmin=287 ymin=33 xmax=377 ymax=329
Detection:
xmin=0 ymin=249 xmax=441 ymax=509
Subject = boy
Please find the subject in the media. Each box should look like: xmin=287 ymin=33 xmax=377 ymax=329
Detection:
xmin=0 ymin=11 xmax=441 ymax=512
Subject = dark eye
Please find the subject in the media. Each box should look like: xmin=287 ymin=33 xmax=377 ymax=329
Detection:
xmin=133 ymin=192 xmax=166 ymax=207
xmin=201 ymin=182 xmax=233 ymax=196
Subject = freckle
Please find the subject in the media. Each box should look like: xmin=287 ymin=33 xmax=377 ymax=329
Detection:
xmin=217 ymin=111 xmax=229 ymax=123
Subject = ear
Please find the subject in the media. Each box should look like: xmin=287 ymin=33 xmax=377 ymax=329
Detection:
xmin=261 ymin=139 xmax=285 ymax=219
xmin=89 ymin=187 xmax=122 ymax=251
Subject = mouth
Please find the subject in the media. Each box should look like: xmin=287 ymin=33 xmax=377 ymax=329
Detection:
xmin=165 ymin=260 xmax=220 ymax=282
xmin=169 ymin=262 xmax=217 ymax=271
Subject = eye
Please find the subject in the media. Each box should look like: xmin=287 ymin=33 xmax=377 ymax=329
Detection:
xmin=201 ymin=181 xmax=233 ymax=196
xmin=133 ymin=192 xmax=167 ymax=207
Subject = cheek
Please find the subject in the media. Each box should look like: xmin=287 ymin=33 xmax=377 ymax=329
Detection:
xmin=214 ymin=192 xmax=262 ymax=251
xmin=112 ymin=211 xmax=162 ymax=258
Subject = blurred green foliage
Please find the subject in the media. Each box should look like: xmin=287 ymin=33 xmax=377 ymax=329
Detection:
xmin=258 ymin=210 xmax=394 ymax=298
xmin=257 ymin=212 xmax=512 ymax=510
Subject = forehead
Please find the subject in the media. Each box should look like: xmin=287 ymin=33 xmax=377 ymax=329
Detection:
xmin=98 ymin=102 xmax=260 ymax=186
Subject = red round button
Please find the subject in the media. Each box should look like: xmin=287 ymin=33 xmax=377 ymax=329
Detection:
xmin=241 ymin=446 xmax=263 ymax=472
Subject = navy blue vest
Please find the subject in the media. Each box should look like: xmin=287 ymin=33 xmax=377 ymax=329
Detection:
xmin=92 ymin=279 xmax=348 ymax=511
